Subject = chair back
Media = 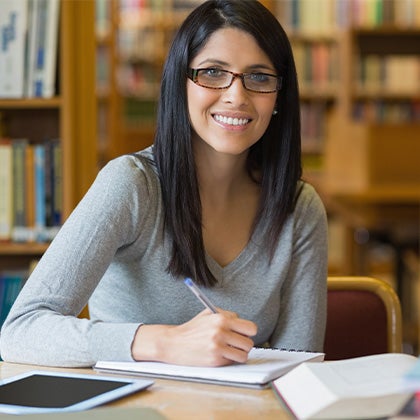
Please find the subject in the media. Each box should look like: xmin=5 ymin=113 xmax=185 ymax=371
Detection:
xmin=324 ymin=276 xmax=402 ymax=360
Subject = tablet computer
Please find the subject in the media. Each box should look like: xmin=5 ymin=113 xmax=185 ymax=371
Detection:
xmin=0 ymin=370 xmax=154 ymax=415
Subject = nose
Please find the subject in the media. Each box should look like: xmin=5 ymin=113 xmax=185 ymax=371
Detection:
xmin=222 ymin=76 xmax=249 ymax=105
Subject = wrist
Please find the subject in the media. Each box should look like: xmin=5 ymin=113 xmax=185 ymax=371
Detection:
xmin=131 ymin=324 xmax=172 ymax=362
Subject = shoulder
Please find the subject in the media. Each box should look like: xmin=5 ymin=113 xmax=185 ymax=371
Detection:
xmin=100 ymin=146 xmax=157 ymax=178
xmin=95 ymin=147 xmax=160 ymax=195
xmin=294 ymin=181 xmax=326 ymax=217
xmin=291 ymin=181 xmax=328 ymax=236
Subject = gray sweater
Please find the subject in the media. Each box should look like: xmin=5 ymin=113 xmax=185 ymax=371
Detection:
xmin=0 ymin=148 xmax=328 ymax=367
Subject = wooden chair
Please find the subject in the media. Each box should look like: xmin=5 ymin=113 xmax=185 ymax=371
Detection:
xmin=324 ymin=276 xmax=403 ymax=360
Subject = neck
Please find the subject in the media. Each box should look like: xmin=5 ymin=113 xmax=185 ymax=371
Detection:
xmin=194 ymin=143 xmax=251 ymax=200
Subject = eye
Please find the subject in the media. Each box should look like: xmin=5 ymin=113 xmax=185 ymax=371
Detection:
xmin=249 ymin=73 xmax=270 ymax=83
xmin=201 ymin=68 xmax=225 ymax=78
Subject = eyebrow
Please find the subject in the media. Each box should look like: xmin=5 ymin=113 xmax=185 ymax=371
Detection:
xmin=196 ymin=59 xmax=275 ymax=72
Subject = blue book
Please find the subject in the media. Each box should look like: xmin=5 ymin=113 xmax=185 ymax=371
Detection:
xmin=51 ymin=139 xmax=62 ymax=229
xmin=34 ymin=143 xmax=46 ymax=242
xmin=0 ymin=271 xmax=24 ymax=327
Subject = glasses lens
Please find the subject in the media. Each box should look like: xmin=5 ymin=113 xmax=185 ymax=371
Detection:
xmin=196 ymin=69 xmax=231 ymax=88
xmin=244 ymin=73 xmax=279 ymax=92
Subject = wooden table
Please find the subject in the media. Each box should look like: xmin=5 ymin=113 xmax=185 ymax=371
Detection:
xmin=0 ymin=362 xmax=291 ymax=419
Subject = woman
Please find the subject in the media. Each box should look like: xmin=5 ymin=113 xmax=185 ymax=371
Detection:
xmin=0 ymin=0 xmax=328 ymax=367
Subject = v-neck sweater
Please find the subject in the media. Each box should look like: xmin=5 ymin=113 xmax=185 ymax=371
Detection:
xmin=0 ymin=147 xmax=328 ymax=367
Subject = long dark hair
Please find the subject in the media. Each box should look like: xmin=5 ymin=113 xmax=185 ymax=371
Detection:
xmin=154 ymin=0 xmax=302 ymax=287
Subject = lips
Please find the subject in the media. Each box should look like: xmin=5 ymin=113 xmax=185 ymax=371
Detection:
xmin=213 ymin=114 xmax=250 ymax=126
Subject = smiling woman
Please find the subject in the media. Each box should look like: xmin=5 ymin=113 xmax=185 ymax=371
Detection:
xmin=187 ymin=27 xmax=278 ymax=158
xmin=0 ymin=0 xmax=328 ymax=370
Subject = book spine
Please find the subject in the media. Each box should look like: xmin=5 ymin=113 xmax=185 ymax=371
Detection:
xmin=30 ymin=0 xmax=60 ymax=98
xmin=0 ymin=0 xmax=28 ymax=98
xmin=51 ymin=140 xmax=62 ymax=231
xmin=26 ymin=0 xmax=38 ymax=97
xmin=0 ymin=271 xmax=25 ymax=327
xmin=0 ymin=140 xmax=13 ymax=241
xmin=33 ymin=0 xmax=47 ymax=97
xmin=34 ymin=143 xmax=47 ymax=242
xmin=44 ymin=141 xmax=53 ymax=230
xmin=0 ymin=274 xmax=5 ymax=327
xmin=12 ymin=139 xmax=28 ymax=242
xmin=24 ymin=143 xmax=35 ymax=242
xmin=44 ymin=139 xmax=62 ymax=241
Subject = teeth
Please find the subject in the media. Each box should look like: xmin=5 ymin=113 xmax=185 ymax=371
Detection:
xmin=214 ymin=114 xmax=249 ymax=126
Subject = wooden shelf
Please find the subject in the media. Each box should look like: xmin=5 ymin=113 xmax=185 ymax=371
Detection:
xmin=352 ymin=90 xmax=420 ymax=101
xmin=0 ymin=98 xmax=62 ymax=109
xmin=0 ymin=243 xmax=49 ymax=256
xmin=0 ymin=0 xmax=97 ymax=273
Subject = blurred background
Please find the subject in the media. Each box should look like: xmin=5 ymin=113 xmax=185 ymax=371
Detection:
xmin=0 ymin=0 xmax=419 ymax=354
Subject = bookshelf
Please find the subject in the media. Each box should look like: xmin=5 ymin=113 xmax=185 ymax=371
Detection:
xmin=95 ymin=0 xmax=206 ymax=161
xmin=317 ymin=7 xmax=419 ymax=353
xmin=95 ymin=0 xmax=342 ymax=167
xmin=93 ymin=0 xmax=419 ymax=292
xmin=0 ymin=1 xmax=97 ymax=270
xmin=325 ymin=28 xmax=420 ymax=192
xmin=95 ymin=0 xmax=120 ymax=166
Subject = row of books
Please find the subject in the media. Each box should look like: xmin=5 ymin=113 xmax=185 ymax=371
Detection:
xmin=352 ymin=100 xmax=420 ymax=122
xmin=118 ymin=0 xmax=203 ymax=15
xmin=0 ymin=271 xmax=26 ymax=329
xmin=301 ymin=102 xmax=329 ymax=154
xmin=118 ymin=26 xmax=167 ymax=63
xmin=116 ymin=61 xmax=161 ymax=98
xmin=116 ymin=0 xmax=420 ymax=31
xmin=292 ymin=41 xmax=340 ymax=90
xmin=356 ymin=55 xmax=420 ymax=93
xmin=0 ymin=139 xmax=62 ymax=243
xmin=277 ymin=0 xmax=420 ymax=33
xmin=0 ymin=0 xmax=60 ymax=99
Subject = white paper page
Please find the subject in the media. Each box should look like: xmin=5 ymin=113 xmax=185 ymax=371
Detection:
xmin=96 ymin=348 xmax=323 ymax=384
xmin=303 ymin=353 xmax=416 ymax=397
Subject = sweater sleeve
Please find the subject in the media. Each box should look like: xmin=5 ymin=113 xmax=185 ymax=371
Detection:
xmin=270 ymin=184 xmax=328 ymax=353
xmin=0 ymin=155 xmax=152 ymax=367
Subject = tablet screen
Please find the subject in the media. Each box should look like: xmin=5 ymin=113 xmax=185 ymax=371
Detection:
xmin=0 ymin=371 xmax=153 ymax=414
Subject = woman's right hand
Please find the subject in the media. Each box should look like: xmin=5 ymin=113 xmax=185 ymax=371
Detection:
xmin=131 ymin=309 xmax=257 ymax=367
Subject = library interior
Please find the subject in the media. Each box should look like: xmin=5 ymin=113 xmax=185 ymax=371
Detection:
xmin=0 ymin=0 xmax=419 ymax=380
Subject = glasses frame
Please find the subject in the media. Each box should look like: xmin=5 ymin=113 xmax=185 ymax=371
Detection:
xmin=187 ymin=68 xmax=282 ymax=93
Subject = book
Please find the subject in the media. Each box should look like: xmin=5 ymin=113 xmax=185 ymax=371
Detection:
xmin=27 ymin=0 xmax=60 ymax=98
xmin=271 ymin=353 xmax=418 ymax=420
xmin=50 ymin=139 xmax=62 ymax=235
xmin=0 ymin=0 xmax=28 ymax=98
xmin=0 ymin=140 xmax=13 ymax=241
xmin=24 ymin=143 xmax=35 ymax=241
xmin=95 ymin=348 xmax=324 ymax=389
xmin=0 ymin=270 xmax=26 ymax=327
xmin=34 ymin=143 xmax=47 ymax=241
xmin=12 ymin=139 xmax=29 ymax=242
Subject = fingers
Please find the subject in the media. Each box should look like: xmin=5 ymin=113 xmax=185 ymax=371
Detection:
xmin=200 ymin=310 xmax=257 ymax=364
xmin=206 ymin=308 xmax=258 ymax=339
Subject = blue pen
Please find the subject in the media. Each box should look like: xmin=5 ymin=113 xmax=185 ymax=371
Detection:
xmin=184 ymin=278 xmax=218 ymax=313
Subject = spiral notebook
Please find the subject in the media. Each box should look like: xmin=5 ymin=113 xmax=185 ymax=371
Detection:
xmin=94 ymin=348 xmax=324 ymax=389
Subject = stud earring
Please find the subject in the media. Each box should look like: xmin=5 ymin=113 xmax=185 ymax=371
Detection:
xmin=272 ymin=109 xmax=278 ymax=116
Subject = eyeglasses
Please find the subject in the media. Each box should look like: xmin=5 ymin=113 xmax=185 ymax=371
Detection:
xmin=187 ymin=68 xmax=282 ymax=93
